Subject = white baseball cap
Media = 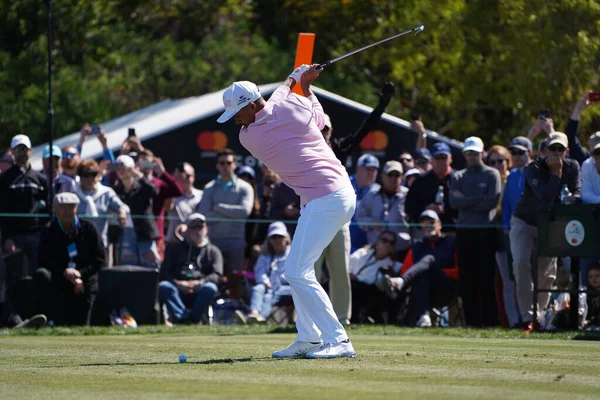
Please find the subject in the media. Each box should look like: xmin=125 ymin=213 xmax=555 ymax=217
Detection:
xmin=463 ymin=136 xmax=484 ymax=153
xmin=217 ymin=81 xmax=261 ymax=123
xmin=116 ymin=155 xmax=135 ymax=169
xmin=11 ymin=134 xmax=31 ymax=149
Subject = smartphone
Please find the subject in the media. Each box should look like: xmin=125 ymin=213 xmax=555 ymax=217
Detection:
xmin=588 ymin=92 xmax=600 ymax=102
xmin=107 ymin=162 xmax=125 ymax=171
xmin=410 ymin=111 xmax=420 ymax=121
xmin=538 ymin=109 xmax=550 ymax=119
xmin=91 ymin=126 xmax=100 ymax=135
xmin=128 ymin=128 xmax=136 ymax=137
xmin=139 ymin=161 xmax=155 ymax=169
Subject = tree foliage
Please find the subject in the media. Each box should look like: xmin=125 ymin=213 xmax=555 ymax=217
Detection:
xmin=1 ymin=0 xmax=600 ymax=149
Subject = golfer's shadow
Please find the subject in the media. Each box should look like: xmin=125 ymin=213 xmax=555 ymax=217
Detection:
xmin=77 ymin=357 xmax=276 ymax=367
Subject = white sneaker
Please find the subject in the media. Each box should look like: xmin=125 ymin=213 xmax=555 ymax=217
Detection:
xmin=416 ymin=313 xmax=432 ymax=327
xmin=305 ymin=340 xmax=356 ymax=359
xmin=247 ymin=311 xmax=266 ymax=324
xmin=272 ymin=341 xmax=323 ymax=358
xmin=234 ymin=310 xmax=247 ymax=324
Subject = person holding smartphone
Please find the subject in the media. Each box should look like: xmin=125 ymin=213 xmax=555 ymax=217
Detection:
xmin=136 ymin=149 xmax=183 ymax=261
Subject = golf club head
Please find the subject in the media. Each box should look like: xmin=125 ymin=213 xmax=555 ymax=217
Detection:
xmin=414 ymin=25 xmax=424 ymax=35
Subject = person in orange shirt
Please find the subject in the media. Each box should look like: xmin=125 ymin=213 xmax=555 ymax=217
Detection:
xmin=385 ymin=210 xmax=459 ymax=327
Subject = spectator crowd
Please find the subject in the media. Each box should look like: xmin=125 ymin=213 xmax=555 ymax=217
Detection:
xmin=0 ymin=88 xmax=599 ymax=332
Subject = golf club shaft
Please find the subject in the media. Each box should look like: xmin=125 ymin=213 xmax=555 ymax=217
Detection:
xmin=316 ymin=25 xmax=424 ymax=70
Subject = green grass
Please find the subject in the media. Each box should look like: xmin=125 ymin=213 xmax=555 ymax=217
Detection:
xmin=0 ymin=326 xmax=599 ymax=399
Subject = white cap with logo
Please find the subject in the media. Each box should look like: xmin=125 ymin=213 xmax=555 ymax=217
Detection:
xmin=463 ymin=136 xmax=484 ymax=153
xmin=11 ymin=134 xmax=32 ymax=149
xmin=217 ymin=81 xmax=261 ymax=123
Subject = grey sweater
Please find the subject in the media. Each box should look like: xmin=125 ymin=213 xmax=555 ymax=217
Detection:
xmin=197 ymin=177 xmax=254 ymax=241
xmin=449 ymin=164 xmax=501 ymax=229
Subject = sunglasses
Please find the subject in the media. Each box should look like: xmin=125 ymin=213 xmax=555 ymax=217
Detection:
xmin=399 ymin=157 xmax=413 ymax=163
xmin=187 ymin=223 xmax=204 ymax=230
xmin=592 ymin=149 xmax=600 ymax=156
xmin=379 ymin=237 xmax=395 ymax=246
xmin=548 ymin=145 xmax=566 ymax=153
xmin=270 ymin=234 xmax=285 ymax=240
xmin=488 ymin=158 xmax=505 ymax=166
xmin=62 ymin=152 xmax=77 ymax=159
xmin=387 ymin=172 xmax=402 ymax=178
xmin=12 ymin=146 xmax=29 ymax=153
xmin=81 ymin=171 xmax=99 ymax=178
xmin=433 ymin=154 xmax=448 ymax=160
xmin=464 ymin=150 xmax=479 ymax=156
xmin=218 ymin=161 xmax=233 ymax=166
xmin=510 ymin=149 xmax=526 ymax=156
xmin=415 ymin=159 xmax=430 ymax=165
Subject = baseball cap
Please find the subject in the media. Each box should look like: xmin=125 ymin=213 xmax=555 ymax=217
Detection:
xmin=463 ymin=136 xmax=484 ymax=153
xmin=54 ymin=192 xmax=80 ymax=205
xmin=383 ymin=160 xmax=403 ymax=175
xmin=404 ymin=168 xmax=422 ymax=179
xmin=420 ymin=209 xmax=440 ymax=222
xmin=589 ymin=132 xmax=600 ymax=152
xmin=547 ymin=132 xmax=568 ymax=148
xmin=508 ymin=136 xmax=532 ymax=152
xmin=323 ymin=114 xmax=332 ymax=130
xmin=11 ymin=134 xmax=31 ymax=149
xmin=267 ymin=221 xmax=288 ymax=238
xmin=414 ymin=148 xmax=432 ymax=161
xmin=116 ymin=155 xmax=135 ymax=169
xmin=217 ymin=81 xmax=261 ymax=123
xmin=186 ymin=213 xmax=206 ymax=225
xmin=431 ymin=142 xmax=451 ymax=156
xmin=42 ymin=145 xmax=62 ymax=159
xmin=357 ymin=154 xmax=380 ymax=169
xmin=237 ymin=166 xmax=256 ymax=179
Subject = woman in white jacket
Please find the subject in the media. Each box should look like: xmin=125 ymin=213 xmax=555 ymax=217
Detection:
xmin=74 ymin=159 xmax=129 ymax=248
xmin=349 ymin=230 xmax=402 ymax=323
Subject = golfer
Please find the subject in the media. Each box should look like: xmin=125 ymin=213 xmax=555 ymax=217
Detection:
xmin=217 ymin=65 xmax=356 ymax=359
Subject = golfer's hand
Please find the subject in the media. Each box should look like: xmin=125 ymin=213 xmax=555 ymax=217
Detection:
xmin=289 ymin=64 xmax=310 ymax=84
xmin=300 ymin=64 xmax=322 ymax=88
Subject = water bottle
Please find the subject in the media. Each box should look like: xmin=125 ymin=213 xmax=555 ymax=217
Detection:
xmin=435 ymin=185 xmax=445 ymax=205
xmin=559 ymin=184 xmax=570 ymax=204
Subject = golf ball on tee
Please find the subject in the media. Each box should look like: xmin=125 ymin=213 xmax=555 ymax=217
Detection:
xmin=179 ymin=354 xmax=187 ymax=363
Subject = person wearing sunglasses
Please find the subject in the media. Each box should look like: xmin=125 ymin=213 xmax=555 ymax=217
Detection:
xmin=450 ymin=136 xmax=502 ymax=328
xmin=406 ymin=142 xmax=457 ymax=236
xmin=166 ymin=162 xmax=203 ymax=243
xmin=42 ymin=145 xmax=77 ymax=195
xmin=500 ymin=136 xmax=533 ymax=327
xmin=74 ymin=159 xmax=129 ymax=250
xmin=413 ymin=148 xmax=433 ymax=173
xmin=512 ymin=132 xmax=581 ymax=332
xmin=198 ymin=149 xmax=254 ymax=291
xmin=347 ymin=230 xmax=401 ymax=324
xmin=580 ymin=132 xmax=600 ymax=288
xmin=486 ymin=145 xmax=520 ymax=328
xmin=385 ymin=210 xmax=459 ymax=327
xmin=356 ymin=161 xmax=412 ymax=259
xmin=61 ymin=145 xmax=81 ymax=182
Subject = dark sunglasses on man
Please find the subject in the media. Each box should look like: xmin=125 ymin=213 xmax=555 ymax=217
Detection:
xmin=548 ymin=145 xmax=566 ymax=153
xmin=510 ymin=149 xmax=526 ymax=156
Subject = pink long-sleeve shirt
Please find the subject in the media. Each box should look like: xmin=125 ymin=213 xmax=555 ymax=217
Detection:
xmin=239 ymin=85 xmax=351 ymax=206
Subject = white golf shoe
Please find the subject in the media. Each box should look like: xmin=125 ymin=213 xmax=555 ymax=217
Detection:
xmin=305 ymin=340 xmax=356 ymax=359
xmin=272 ymin=341 xmax=323 ymax=359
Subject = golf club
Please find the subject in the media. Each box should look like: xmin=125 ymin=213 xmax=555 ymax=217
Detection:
xmin=316 ymin=25 xmax=424 ymax=70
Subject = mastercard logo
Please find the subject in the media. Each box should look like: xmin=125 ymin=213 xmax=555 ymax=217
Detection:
xmin=360 ymin=130 xmax=388 ymax=151
xmin=197 ymin=130 xmax=228 ymax=151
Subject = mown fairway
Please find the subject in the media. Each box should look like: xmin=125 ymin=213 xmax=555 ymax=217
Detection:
xmin=0 ymin=326 xmax=598 ymax=399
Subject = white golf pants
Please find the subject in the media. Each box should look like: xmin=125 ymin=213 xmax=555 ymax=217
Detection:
xmin=284 ymin=185 xmax=356 ymax=344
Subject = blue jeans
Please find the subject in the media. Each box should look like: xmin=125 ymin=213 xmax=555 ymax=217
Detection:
xmin=249 ymin=283 xmax=293 ymax=319
xmin=158 ymin=281 xmax=218 ymax=323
